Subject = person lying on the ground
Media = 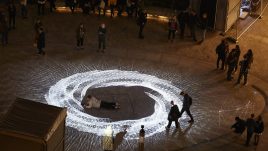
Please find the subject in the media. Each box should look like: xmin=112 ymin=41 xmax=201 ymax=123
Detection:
xmin=231 ymin=116 xmax=246 ymax=134
xmin=81 ymin=95 xmax=120 ymax=109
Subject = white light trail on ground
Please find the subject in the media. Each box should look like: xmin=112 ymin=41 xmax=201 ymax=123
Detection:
xmin=45 ymin=70 xmax=183 ymax=139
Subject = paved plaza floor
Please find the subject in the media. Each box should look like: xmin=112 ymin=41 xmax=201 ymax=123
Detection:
xmin=0 ymin=4 xmax=268 ymax=151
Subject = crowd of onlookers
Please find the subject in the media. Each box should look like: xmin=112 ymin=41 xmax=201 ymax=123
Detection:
xmin=167 ymin=9 xmax=209 ymax=43
xmin=215 ymin=39 xmax=254 ymax=85
xmin=231 ymin=114 xmax=264 ymax=146
xmin=0 ymin=0 xmax=149 ymax=49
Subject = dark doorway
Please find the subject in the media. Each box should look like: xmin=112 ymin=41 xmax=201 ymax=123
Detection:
xmin=200 ymin=0 xmax=218 ymax=29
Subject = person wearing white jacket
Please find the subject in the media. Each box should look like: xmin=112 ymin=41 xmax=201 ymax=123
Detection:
xmin=81 ymin=95 xmax=120 ymax=109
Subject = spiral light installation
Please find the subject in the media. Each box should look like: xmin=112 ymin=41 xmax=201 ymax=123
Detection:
xmin=45 ymin=70 xmax=183 ymax=139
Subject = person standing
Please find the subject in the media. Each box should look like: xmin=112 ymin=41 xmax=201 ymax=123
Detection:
xmin=137 ymin=9 xmax=147 ymax=39
xmin=254 ymin=116 xmax=264 ymax=145
xmin=236 ymin=50 xmax=253 ymax=85
xmin=98 ymin=23 xmax=107 ymax=52
xmin=48 ymin=0 xmax=56 ymax=12
xmin=20 ymin=0 xmax=28 ymax=18
xmin=108 ymin=0 xmax=117 ymax=17
xmin=76 ymin=23 xmax=86 ymax=49
xmin=245 ymin=114 xmax=257 ymax=146
xmin=138 ymin=125 xmax=145 ymax=151
xmin=179 ymin=91 xmax=194 ymax=123
xmin=177 ymin=11 xmax=187 ymax=39
xmin=233 ymin=45 xmax=241 ymax=73
xmin=37 ymin=0 xmax=46 ymax=15
xmin=200 ymin=12 xmax=208 ymax=43
xmin=168 ymin=16 xmax=178 ymax=42
xmin=0 ymin=12 xmax=9 ymax=46
xmin=102 ymin=126 xmax=114 ymax=151
xmin=216 ymin=39 xmax=227 ymax=70
xmin=98 ymin=0 xmax=106 ymax=17
xmin=166 ymin=101 xmax=180 ymax=129
xmin=188 ymin=9 xmax=197 ymax=41
xmin=37 ymin=27 xmax=45 ymax=55
xmin=34 ymin=18 xmax=43 ymax=46
xmin=8 ymin=1 xmax=16 ymax=29
xmin=226 ymin=49 xmax=236 ymax=81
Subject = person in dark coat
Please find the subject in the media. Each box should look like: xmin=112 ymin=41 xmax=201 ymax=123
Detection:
xmin=188 ymin=9 xmax=197 ymax=41
xmin=98 ymin=23 xmax=106 ymax=52
xmin=236 ymin=50 xmax=253 ymax=85
xmin=177 ymin=11 xmax=187 ymax=39
xmin=231 ymin=116 xmax=246 ymax=135
xmin=137 ymin=9 xmax=147 ymax=39
xmin=179 ymin=91 xmax=194 ymax=123
xmin=76 ymin=23 xmax=86 ymax=49
xmin=166 ymin=101 xmax=180 ymax=129
xmin=37 ymin=27 xmax=45 ymax=55
xmin=20 ymin=0 xmax=28 ymax=18
xmin=48 ymin=0 xmax=56 ymax=12
xmin=200 ymin=12 xmax=208 ymax=43
xmin=233 ymin=45 xmax=241 ymax=73
xmin=245 ymin=114 xmax=257 ymax=146
xmin=254 ymin=116 xmax=264 ymax=145
xmin=226 ymin=49 xmax=236 ymax=81
xmin=216 ymin=39 xmax=228 ymax=70
xmin=37 ymin=0 xmax=46 ymax=15
xmin=8 ymin=1 xmax=16 ymax=29
xmin=168 ymin=16 xmax=178 ymax=42
xmin=0 ymin=12 xmax=9 ymax=46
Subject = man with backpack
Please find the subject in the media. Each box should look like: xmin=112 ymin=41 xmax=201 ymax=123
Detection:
xmin=179 ymin=91 xmax=194 ymax=123
xmin=166 ymin=101 xmax=180 ymax=129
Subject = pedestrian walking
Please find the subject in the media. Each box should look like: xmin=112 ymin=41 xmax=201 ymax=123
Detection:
xmin=98 ymin=23 xmax=106 ymax=52
xmin=20 ymin=0 xmax=28 ymax=18
xmin=179 ymin=91 xmax=194 ymax=123
xmin=37 ymin=0 xmax=46 ymax=15
xmin=137 ymin=9 xmax=147 ymax=39
xmin=166 ymin=101 xmax=180 ymax=129
xmin=216 ymin=39 xmax=228 ymax=70
xmin=245 ymin=114 xmax=257 ymax=146
xmin=168 ymin=16 xmax=178 ymax=42
xmin=236 ymin=50 xmax=253 ymax=85
xmin=8 ymin=1 xmax=16 ymax=29
xmin=254 ymin=116 xmax=264 ymax=145
xmin=37 ymin=27 xmax=45 ymax=55
xmin=76 ymin=23 xmax=86 ymax=49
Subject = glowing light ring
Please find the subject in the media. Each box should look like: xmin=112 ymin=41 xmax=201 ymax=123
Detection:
xmin=45 ymin=70 xmax=183 ymax=139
